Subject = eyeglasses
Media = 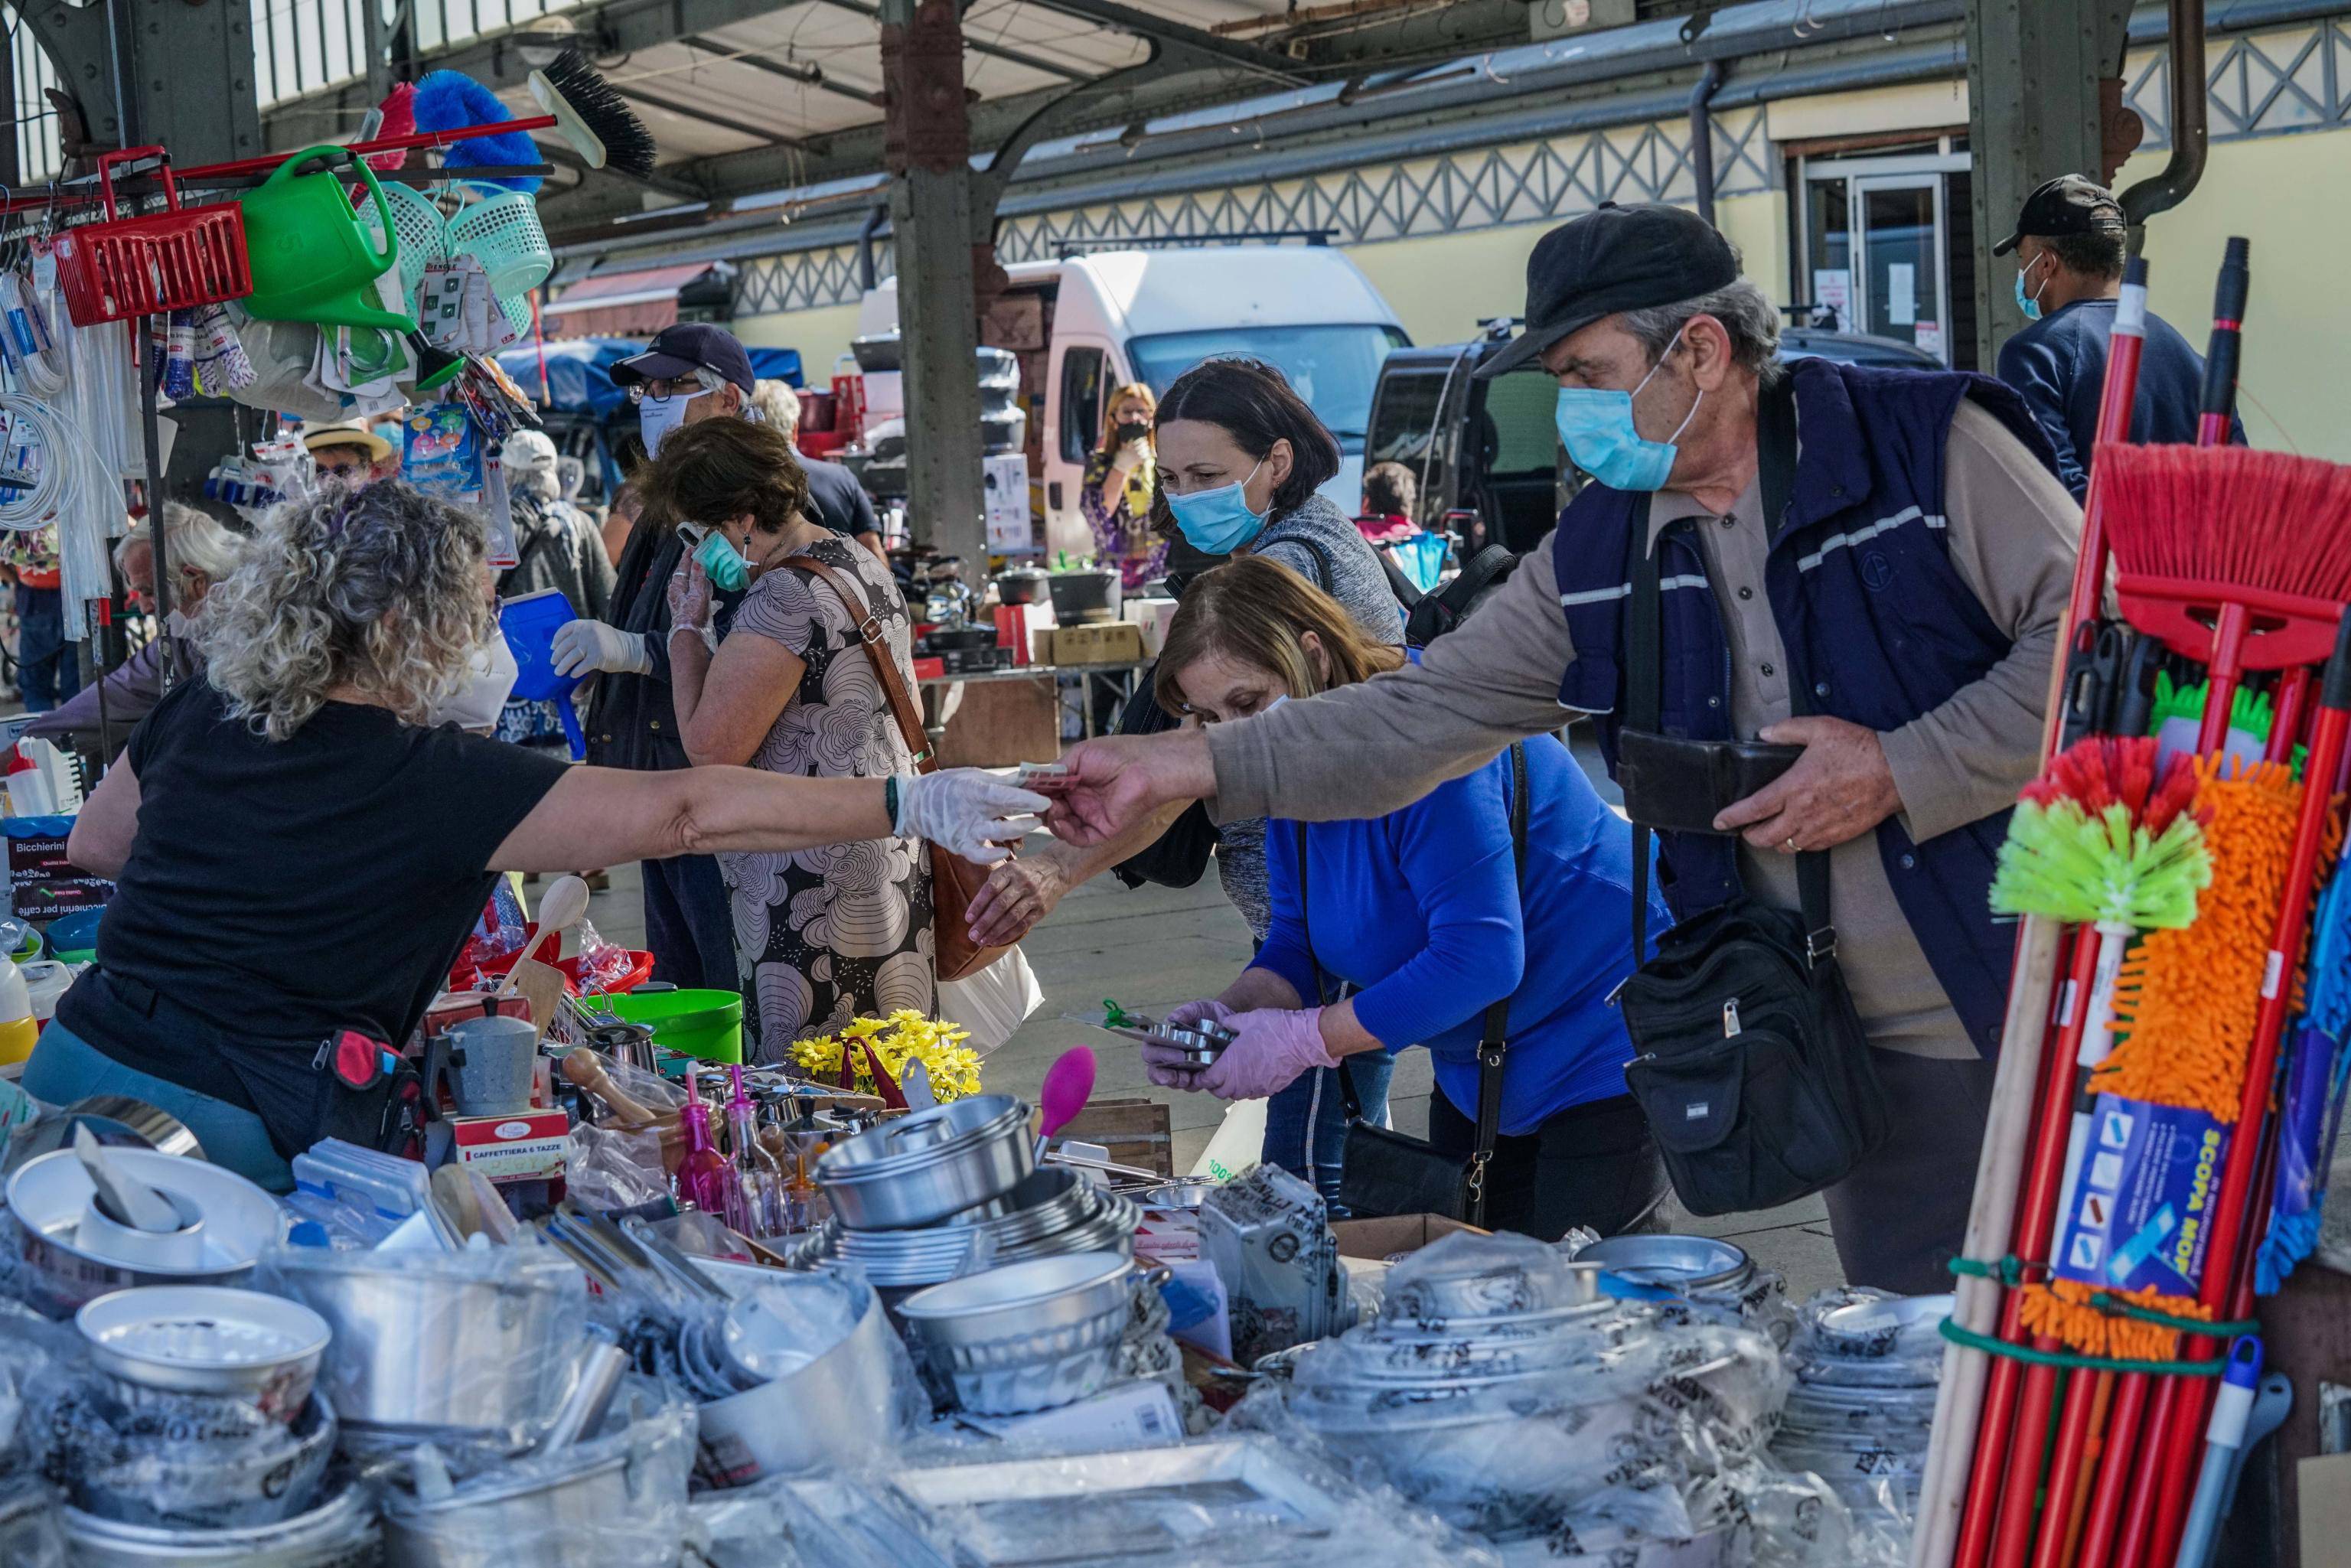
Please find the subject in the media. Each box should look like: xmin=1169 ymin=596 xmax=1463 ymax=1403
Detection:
xmin=628 ymin=372 xmax=721 ymax=406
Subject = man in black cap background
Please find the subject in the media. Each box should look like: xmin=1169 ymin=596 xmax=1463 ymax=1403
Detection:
xmin=1994 ymin=174 xmax=2226 ymax=499
xmin=1037 ymin=201 xmax=2085 ymax=1293
xmin=548 ymin=321 xmax=764 ymax=993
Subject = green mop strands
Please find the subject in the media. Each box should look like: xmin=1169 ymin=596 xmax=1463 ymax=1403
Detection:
xmin=2152 ymin=671 xmax=2274 ymax=748
xmin=1992 ymin=735 xmax=2212 ymax=931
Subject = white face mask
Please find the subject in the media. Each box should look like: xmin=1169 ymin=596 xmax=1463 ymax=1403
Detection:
xmin=638 ymin=387 xmax=714 ymax=456
xmin=432 ymin=632 xmax=519 ymax=731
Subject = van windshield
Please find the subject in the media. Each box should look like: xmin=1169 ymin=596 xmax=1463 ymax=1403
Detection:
xmin=1127 ymin=324 xmax=1410 ymax=453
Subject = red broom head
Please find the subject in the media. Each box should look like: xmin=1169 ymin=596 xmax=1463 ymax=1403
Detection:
xmin=367 ymin=83 xmax=416 ymax=174
xmin=2097 ymin=442 xmax=2351 ymax=604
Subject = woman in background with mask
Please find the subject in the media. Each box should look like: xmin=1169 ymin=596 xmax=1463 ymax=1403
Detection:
xmin=652 ymin=419 xmax=935 ymax=1058
xmin=1081 ymin=382 xmax=1166 ymax=592
xmin=18 ymin=479 xmax=1045 ymax=1188
xmin=970 ymin=355 xmax=1407 ymax=1206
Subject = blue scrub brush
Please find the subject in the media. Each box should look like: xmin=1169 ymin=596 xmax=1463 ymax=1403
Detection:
xmin=2255 ymin=859 xmax=2351 ymax=1294
xmin=413 ymin=70 xmax=543 ymax=193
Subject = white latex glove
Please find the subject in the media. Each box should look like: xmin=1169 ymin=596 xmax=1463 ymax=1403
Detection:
xmin=893 ymin=771 xmax=1052 ymax=865
xmin=550 ymin=618 xmax=652 ymax=678
xmin=665 ymin=554 xmax=717 ymax=653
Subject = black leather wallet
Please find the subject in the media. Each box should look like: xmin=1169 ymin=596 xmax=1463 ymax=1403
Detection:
xmin=1616 ymin=729 xmax=1802 ymax=835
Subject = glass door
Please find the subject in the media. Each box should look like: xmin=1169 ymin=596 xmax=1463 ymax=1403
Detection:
xmin=1852 ymin=174 xmax=1948 ymax=363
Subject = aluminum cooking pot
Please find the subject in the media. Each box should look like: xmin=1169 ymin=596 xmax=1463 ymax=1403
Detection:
xmin=817 ymin=1094 xmax=1033 ymax=1231
xmin=266 ymin=1249 xmax=581 ymax=1444
xmin=62 ymin=1481 xmax=378 ymax=1568
xmin=5 ymin=1148 xmax=283 ymax=1318
xmin=896 ymin=1250 xmax=1136 ymax=1348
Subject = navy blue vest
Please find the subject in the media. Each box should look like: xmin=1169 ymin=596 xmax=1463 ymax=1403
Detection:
xmin=1554 ymin=357 xmax=2058 ymax=1058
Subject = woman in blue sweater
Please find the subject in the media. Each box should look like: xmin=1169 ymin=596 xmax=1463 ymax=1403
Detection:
xmin=1146 ymin=556 xmax=1667 ymax=1239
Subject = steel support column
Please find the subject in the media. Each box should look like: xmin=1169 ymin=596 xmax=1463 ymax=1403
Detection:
xmin=1965 ymin=0 xmax=2129 ymax=367
xmin=24 ymin=0 xmax=261 ymax=165
xmin=882 ymin=0 xmax=987 ymax=563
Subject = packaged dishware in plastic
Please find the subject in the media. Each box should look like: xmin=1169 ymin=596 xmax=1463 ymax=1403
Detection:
xmin=0 ymin=1474 xmax=69 ymax=1568
xmin=378 ymin=1385 xmax=696 ymax=1568
xmin=696 ymin=1270 xmax=925 ymax=1486
xmin=1198 ymin=1162 xmax=1343 ymax=1364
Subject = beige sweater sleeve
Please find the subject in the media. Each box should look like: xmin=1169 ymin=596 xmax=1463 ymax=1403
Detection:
xmin=1877 ymin=399 xmax=2084 ymax=843
xmin=1205 ymin=527 xmax=1581 ymax=823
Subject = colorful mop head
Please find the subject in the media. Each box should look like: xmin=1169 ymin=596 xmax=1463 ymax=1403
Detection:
xmin=2150 ymin=671 xmax=2274 ymax=772
xmin=1991 ymin=735 xmax=2209 ymax=929
xmin=413 ymin=70 xmax=543 ymax=193
xmin=2256 ymin=855 xmax=2351 ymax=1293
xmin=2019 ymin=755 xmax=2302 ymax=1357
xmin=2095 ymin=757 xmax=2304 ymax=1119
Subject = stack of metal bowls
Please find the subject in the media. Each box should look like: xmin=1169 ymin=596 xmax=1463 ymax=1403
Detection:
xmin=815 ymin=1097 xmax=1035 ymax=1233
xmin=896 ymin=1251 xmax=1146 ymax=1416
xmin=1769 ymin=1289 xmax=1948 ymax=1515
xmin=60 ymin=1480 xmax=378 ymax=1568
xmin=1575 ymin=1232 xmax=1796 ymax=1347
xmin=794 ymin=1167 xmax=1138 ymax=1288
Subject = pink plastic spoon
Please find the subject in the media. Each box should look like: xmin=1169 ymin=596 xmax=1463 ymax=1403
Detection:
xmin=1035 ymin=1045 xmax=1097 ymax=1161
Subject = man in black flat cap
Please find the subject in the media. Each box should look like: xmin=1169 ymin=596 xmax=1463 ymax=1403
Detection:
xmin=1994 ymin=174 xmax=2227 ymax=499
xmin=1040 ymin=202 xmax=2086 ymax=1291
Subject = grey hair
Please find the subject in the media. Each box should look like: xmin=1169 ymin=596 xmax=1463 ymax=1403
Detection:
xmin=200 ymin=481 xmax=492 ymax=742
xmin=1619 ymin=276 xmax=1785 ymax=387
xmin=116 ymin=503 xmax=247 ymax=585
xmin=748 ymin=378 xmax=801 ymax=438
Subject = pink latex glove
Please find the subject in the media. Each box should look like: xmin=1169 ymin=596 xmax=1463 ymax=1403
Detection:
xmin=1140 ymin=999 xmax=1237 ymax=1089
xmin=1196 ymin=1006 xmax=1340 ymax=1102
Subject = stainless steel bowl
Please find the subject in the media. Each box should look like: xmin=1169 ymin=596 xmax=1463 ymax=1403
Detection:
xmin=74 ymin=1394 xmax=338 ymax=1532
xmin=77 ymin=1287 xmax=331 ymax=1423
xmin=266 ymin=1250 xmax=580 ymax=1444
xmin=5 ymin=1149 xmax=285 ymax=1319
xmin=62 ymin=1481 xmax=378 ymax=1568
xmin=817 ymin=1096 xmax=1035 ymax=1231
xmin=1576 ymin=1234 xmax=1751 ymax=1293
xmin=801 ymin=1171 xmax=1141 ymax=1286
xmin=896 ymin=1251 xmax=1136 ymax=1348
xmin=921 ymin=1302 xmax=1128 ymax=1416
xmin=699 ymin=1277 xmax=903 ymax=1485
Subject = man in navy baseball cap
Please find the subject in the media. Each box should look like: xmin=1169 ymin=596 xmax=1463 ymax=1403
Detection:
xmin=611 ymin=323 xmax=758 ymax=456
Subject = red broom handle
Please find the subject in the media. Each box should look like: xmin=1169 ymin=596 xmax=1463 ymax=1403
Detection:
xmin=2078 ymin=1372 xmax=2154 ymax=1568
xmin=2031 ymin=1368 xmax=2104 ymax=1565
xmin=2118 ymin=612 xmax=2351 ymax=1568
xmin=2195 ymin=238 xmax=2250 ymax=448
xmin=2069 ymin=259 xmax=2152 ymax=638
xmin=1955 ymin=936 xmax=2109 ymax=1568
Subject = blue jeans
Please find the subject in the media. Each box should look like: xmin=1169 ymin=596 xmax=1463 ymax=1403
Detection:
xmin=1262 ymin=1051 xmax=1393 ymax=1213
xmin=21 ymin=1019 xmax=293 ymax=1191
xmin=642 ymin=852 xmax=739 ymax=993
xmin=14 ymin=585 xmax=80 ymax=713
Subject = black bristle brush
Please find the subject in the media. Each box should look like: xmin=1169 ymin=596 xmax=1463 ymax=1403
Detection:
xmin=531 ymin=46 xmax=658 ymax=179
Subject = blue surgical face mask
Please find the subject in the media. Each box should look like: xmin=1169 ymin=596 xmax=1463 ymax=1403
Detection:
xmin=694 ymin=525 xmax=753 ymax=594
xmin=639 ymin=386 xmax=712 ymax=457
xmin=1165 ymin=458 xmax=1269 ymax=555
xmin=2015 ymin=255 xmax=2049 ymax=321
xmin=1552 ymin=351 xmax=1702 ymax=493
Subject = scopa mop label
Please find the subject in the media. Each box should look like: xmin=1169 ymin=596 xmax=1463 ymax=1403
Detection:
xmin=2053 ymin=1094 xmax=2231 ymax=1298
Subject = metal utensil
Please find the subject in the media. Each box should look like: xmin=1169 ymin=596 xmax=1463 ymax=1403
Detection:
xmin=902 ymin=1058 xmax=937 ymax=1112
xmin=533 ymin=1343 xmax=629 ymax=1452
xmin=73 ymin=1123 xmax=181 ymax=1233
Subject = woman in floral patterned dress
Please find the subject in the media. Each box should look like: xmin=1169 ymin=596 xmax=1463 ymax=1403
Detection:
xmin=650 ymin=419 xmax=934 ymax=1061
xmin=1080 ymin=382 xmax=1168 ymax=593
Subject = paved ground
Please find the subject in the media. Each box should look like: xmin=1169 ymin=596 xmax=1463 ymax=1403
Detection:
xmin=575 ymin=742 xmax=1849 ymax=1302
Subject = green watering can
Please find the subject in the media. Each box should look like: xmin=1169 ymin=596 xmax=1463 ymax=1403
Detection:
xmin=239 ymin=145 xmax=417 ymax=337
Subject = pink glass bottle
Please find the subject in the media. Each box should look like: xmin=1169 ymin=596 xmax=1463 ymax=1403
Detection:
xmin=724 ymin=1067 xmax=787 ymax=1238
xmin=673 ymin=1079 xmax=743 ymax=1228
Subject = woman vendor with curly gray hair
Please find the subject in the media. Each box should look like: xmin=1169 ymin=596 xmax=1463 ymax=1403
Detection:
xmin=19 ymin=481 xmax=1046 ymax=1190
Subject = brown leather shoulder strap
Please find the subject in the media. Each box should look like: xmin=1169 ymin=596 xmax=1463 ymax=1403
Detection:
xmin=778 ymin=553 xmax=934 ymax=773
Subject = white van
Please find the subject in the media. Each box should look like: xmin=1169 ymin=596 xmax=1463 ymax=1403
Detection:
xmin=858 ymin=244 xmax=1407 ymax=558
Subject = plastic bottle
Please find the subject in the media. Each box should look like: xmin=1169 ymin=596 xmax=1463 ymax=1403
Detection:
xmin=672 ymin=1079 xmax=740 ymax=1226
xmin=0 ymin=960 xmax=35 ymax=1065
xmin=723 ymin=1067 xmax=786 ymax=1239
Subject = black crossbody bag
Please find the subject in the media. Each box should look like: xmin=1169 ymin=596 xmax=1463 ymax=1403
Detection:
xmin=1308 ymin=742 xmax=1528 ymax=1227
xmin=1615 ymin=386 xmax=1890 ymax=1216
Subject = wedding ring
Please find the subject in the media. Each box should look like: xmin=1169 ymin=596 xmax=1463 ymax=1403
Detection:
xmin=1785 ymin=836 xmax=1800 ymax=853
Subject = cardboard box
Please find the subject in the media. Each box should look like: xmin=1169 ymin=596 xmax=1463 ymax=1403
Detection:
xmin=911 ymin=655 xmax=946 ymax=682
xmin=993 ymin=603 xmax=1036 ymax=666
xmin=933 ymin=673 xmax=1058 ymax=768
xmin=1123 ymin=597 xmax=1179 ymax=658
xmin=445 ymin=1108 xmax=570 ymax=1184
xmin=1051 ymin=623 xmax=1146 ymax=666
xmin=1332 ymin=1213 xmax=1490 ymax=1264
xmin=4 ymin=820 xmax=112 ymax=924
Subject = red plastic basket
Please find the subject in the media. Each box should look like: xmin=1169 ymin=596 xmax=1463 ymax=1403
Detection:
xmin=54 ymin=148 xmax=252 ymax=326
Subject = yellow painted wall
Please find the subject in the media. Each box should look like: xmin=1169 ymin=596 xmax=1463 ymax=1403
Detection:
xmin=734 ymin=302 xmax=866 ymax=384
xmin=1714 ymin=188 xmax=1791 ymax=305
xmin=1340 ymin=226 xmax=1549 ymax=347
xmin=2113 ymin=128 xmax=2351 ymax=460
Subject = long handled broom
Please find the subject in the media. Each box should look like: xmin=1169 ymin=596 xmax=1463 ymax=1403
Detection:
xmin=1913 ymin=258 xmax=2157 ymax=1568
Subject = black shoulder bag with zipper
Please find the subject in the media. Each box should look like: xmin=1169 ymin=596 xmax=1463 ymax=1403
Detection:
xmin=1303 ymin=742 xmax=1528 ymax=1227
xmin=1615 ymin=384 xmax=1890 ymax=1217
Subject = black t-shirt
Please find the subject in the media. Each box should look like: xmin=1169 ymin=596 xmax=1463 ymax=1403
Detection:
xmin=801 ymin=455 xmax=879 ymax=540
xmin=61 ymin=680 xmax=568 ymax=1068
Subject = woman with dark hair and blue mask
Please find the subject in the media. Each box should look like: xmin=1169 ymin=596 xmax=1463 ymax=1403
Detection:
xmin=968 ymin=356 xmax=1406 ymax=1207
